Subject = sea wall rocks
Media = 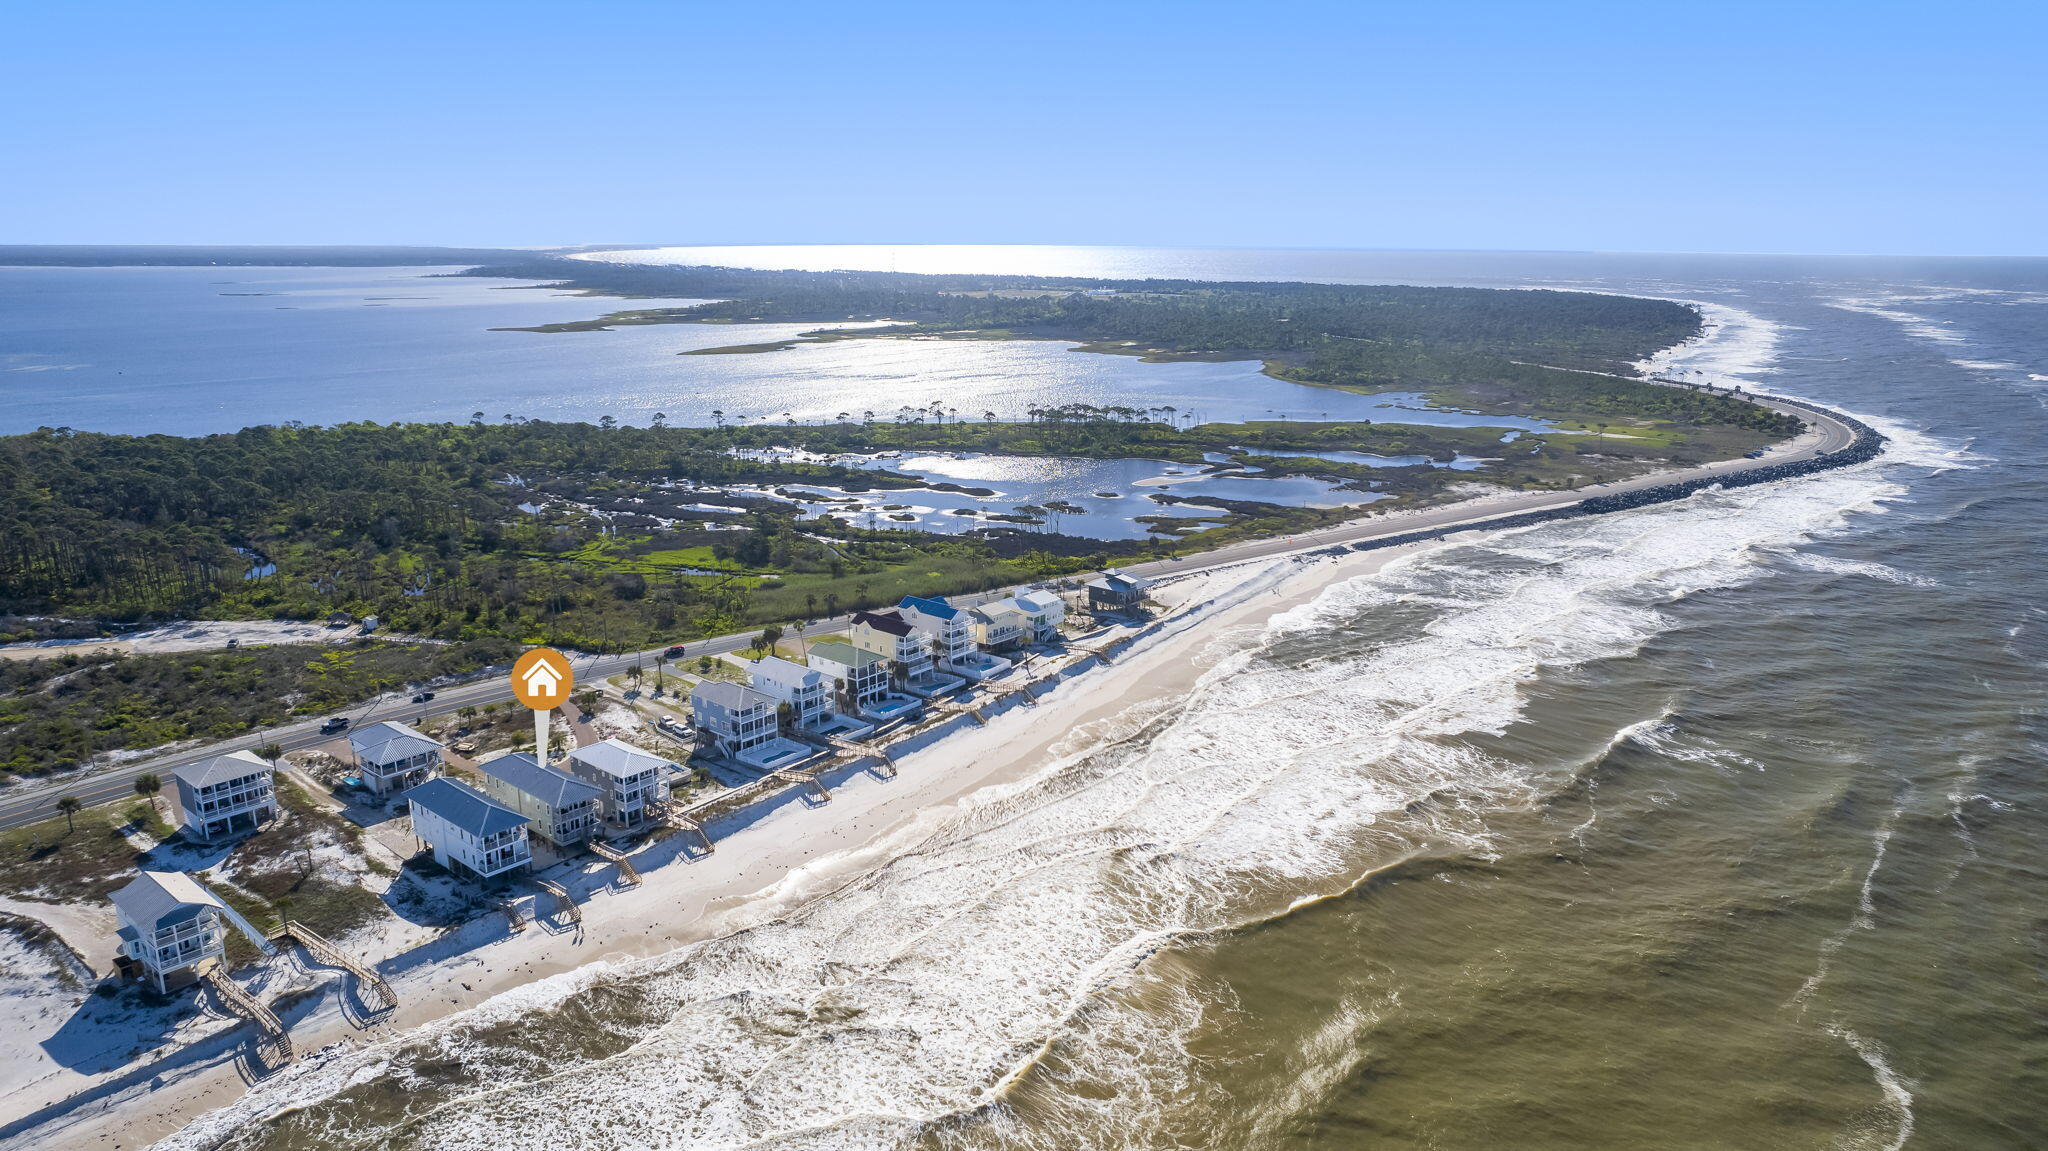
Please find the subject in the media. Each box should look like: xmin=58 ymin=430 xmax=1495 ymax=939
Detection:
xmin=1344 ymin=399 xmax=1886 ymax=557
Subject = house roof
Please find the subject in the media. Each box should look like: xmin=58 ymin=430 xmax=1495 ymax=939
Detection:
xmin=477 ymin=752 xmax=602 ymax=810
xmin=404 ymin=777 xmax=529 ymax=838
xmin=852 ymin=610 xmax=914 ymax=638
xmin=172 ymin=749 xmax=271 ymax=789
xmin=809 ymin=641 xmax=887 ymax=669
xmin=569 ymin=738 xmax=675 ymax=780
xmin=349 ymin=720 xmax=441 ymax=765
xmin=750 ymin=655 xmax=824 ymax=690
xmin=974 ymin=605 xmax=1028 ymax=627
xmin=899 ymin=595 xmax=960 ymax=621
xmin=1088 ymin=571 xmax=1150 ymax=594
xmin=691 ymin=680 xmax=775 ymax=713
xmin=110 ymin=870 xmax=223 ymax=930
xmin=1013 ymin=589 xmax=1063 ymax=614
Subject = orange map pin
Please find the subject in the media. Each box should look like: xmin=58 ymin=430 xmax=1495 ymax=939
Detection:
xmin=511 ymin=647 xmax=573 ymax=709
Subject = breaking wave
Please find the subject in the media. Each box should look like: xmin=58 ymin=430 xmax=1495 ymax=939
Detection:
xmin=156 ymin=443 xmax=1910 ymax=1151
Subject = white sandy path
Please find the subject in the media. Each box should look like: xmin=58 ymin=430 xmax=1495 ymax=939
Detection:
xmin=1 ymin=534 xmax=1456 ymax=1151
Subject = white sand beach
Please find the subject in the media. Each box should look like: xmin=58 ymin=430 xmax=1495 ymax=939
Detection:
xmin=0 ymin=529 xmax=1459 ymax=1151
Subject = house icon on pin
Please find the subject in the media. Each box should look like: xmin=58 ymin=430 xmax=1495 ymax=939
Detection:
xmin=520 ymin=658 xmax=564 ymax=698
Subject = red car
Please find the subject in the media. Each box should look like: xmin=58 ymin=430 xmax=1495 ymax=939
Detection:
xmin=663 ymin=644 xmax=687 ymax=658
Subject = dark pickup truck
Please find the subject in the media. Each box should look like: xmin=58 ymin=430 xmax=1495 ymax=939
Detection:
xmin=319 ymin=716 xmax=350 ymax=734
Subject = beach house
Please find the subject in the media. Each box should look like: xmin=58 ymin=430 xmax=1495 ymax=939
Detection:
xmin=347 ymin=720 xmax=443 ymax=797
xmin=747 ymin=656 xmax=831 ymax=729
xmin=901 ymin=595 xmax=1010 ymax=680
xmin=170 ymin=750 xmax=277 ymax=844
xmin=110 ymin=871 xmax=231 ymax=992
xmin=850 ymin=610 xmax=934 ymax=684
xmin=689 ymin=682 xmax=812 ymax=770
xmin=564 ymin=738 xmax=673 ymax=830
xmin=1086 ymin=569 xmax=1153 ymax=612
xmin=475 ymin=751 xmax=602 ymax=848
xmin=1011 ymin=588 xmax=1068 ymax=642
xmin=808 ymin=641 xmax=919 ymax=720
xmin=969 ymin=600 xmax=1030 ymax=652
xmin=403 ymin=778 xmax=532 ymax=880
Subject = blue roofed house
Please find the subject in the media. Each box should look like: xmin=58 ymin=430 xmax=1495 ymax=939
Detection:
xmin=403 ymin=777 xmax=532 ymax=880
xmin=475 ymin=752 xmax=602 ymax=848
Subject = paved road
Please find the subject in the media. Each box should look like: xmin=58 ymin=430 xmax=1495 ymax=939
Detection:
xmin=0 ymin=393 xmax=1858 ymax=831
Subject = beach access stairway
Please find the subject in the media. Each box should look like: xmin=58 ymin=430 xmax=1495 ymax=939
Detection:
xmin=587 ymin=840 xmax=642 ymax=886
xmin=203 ymin=972 xmax=295 ymax=1067
xmin=534 ymin=878 xmax=581 ymax=927
xmin=272 ymin=920 xmax=397 ymax=1012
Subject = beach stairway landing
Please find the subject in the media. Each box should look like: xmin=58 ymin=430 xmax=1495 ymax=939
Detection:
xmin=534 ymin=878 xmax=581 ymax=927
xmin=204 ymin=972 xmax=295 ymax=1068
xmin=497 ymin=897 xmax=530 ymax=932
xmin=774 ymin=767 xmax=832 ymax=803
xmin=272 ymin=920 xmax=398 ymax=1012
xmin=652 ymin=801 xmax=717 ymax=855
xmin=587 ymin=841 xmax=642 ymax=887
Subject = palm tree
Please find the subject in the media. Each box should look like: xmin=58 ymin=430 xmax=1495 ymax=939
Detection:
xmin=133 ymin=773 xmax=162 ymax=800
xmin=55 ymin=795 xmax=82 ymax=833
xmin=654 ymin=653 xmax=667 ymax=693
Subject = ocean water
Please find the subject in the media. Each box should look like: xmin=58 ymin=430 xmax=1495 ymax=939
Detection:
xmin=132 ymin=249 xmax=2047 ymax=1150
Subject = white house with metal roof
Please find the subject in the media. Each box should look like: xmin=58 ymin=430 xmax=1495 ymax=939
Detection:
xmin=403 ymin=777 xmax=532 ymax=880
xmin=564 ymin=738 xmax=673 ymax=831
xmin=347 ymin=720 xmax=443 ymax=796
xmin=1010 ymin=588 xmax=1068 ymax=642
xmin=747 ymin=656 xmax=832 ymax=729
xmin=475 ymin=752 xmax=602 ymax=848
xmin=171 ymin=749 xmax=277 ymax=844
xmin=110 ymin=871 xmax=273 ymax=992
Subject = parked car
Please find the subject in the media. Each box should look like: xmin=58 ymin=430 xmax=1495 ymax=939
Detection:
xmin=411 ymin=691 xmax=436 ymax=703
xmin=319 ymin=716 xmax=350 ymax=733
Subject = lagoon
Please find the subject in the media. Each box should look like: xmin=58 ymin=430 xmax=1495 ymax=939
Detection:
xmin=0 ymin=265 xmax=1552 ymax=437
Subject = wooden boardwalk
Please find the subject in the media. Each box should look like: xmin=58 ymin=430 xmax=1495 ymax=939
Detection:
xmin=204 ymin=973 xmax=295 ymax=1066
xmin=588 ymin=840 xmax=642 ymax=886
xmin=275 ymin=920 xmax=397 ymax=1012
xmin=534 ymin=878 xmax=581 ymax=926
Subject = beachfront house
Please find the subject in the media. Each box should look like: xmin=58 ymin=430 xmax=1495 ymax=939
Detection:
xmin=969 ymin=601 xmax=1030 ymax=652
xmin=565 ymin=738 xmax=673 ymax=831
xmin=1086 ymin=569 xmax=1152 ymax=613
xmin=110 ymin=871 xmax=230 ymax=992
xmin=347 ymin=720 xmax=443 ymax=797
xmin=475 ymin=751 xmax=602 ymax=848
xmin=170 ymin=750 xmax=277 ymax=844
xmin=747 ymin=655 xmax=832 ymax=730
xmin=1011 ymin=588 xmax=1067 ymax=642
xmin=808 ymin=641 xmax=918 ymax=720
xmin=901 ymin=595 xmax=1010 ymax=680
xmin=403 ymin=777 xmax=532 ymax=880
xmin=851 ymin=610 xmax=934 ymax=684
xmin=689 ymin=683 xmax=812 ymax=770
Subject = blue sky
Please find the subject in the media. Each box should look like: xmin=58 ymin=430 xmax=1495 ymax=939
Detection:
xmin=4 ymin=0 xmax=2041 ymax=255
